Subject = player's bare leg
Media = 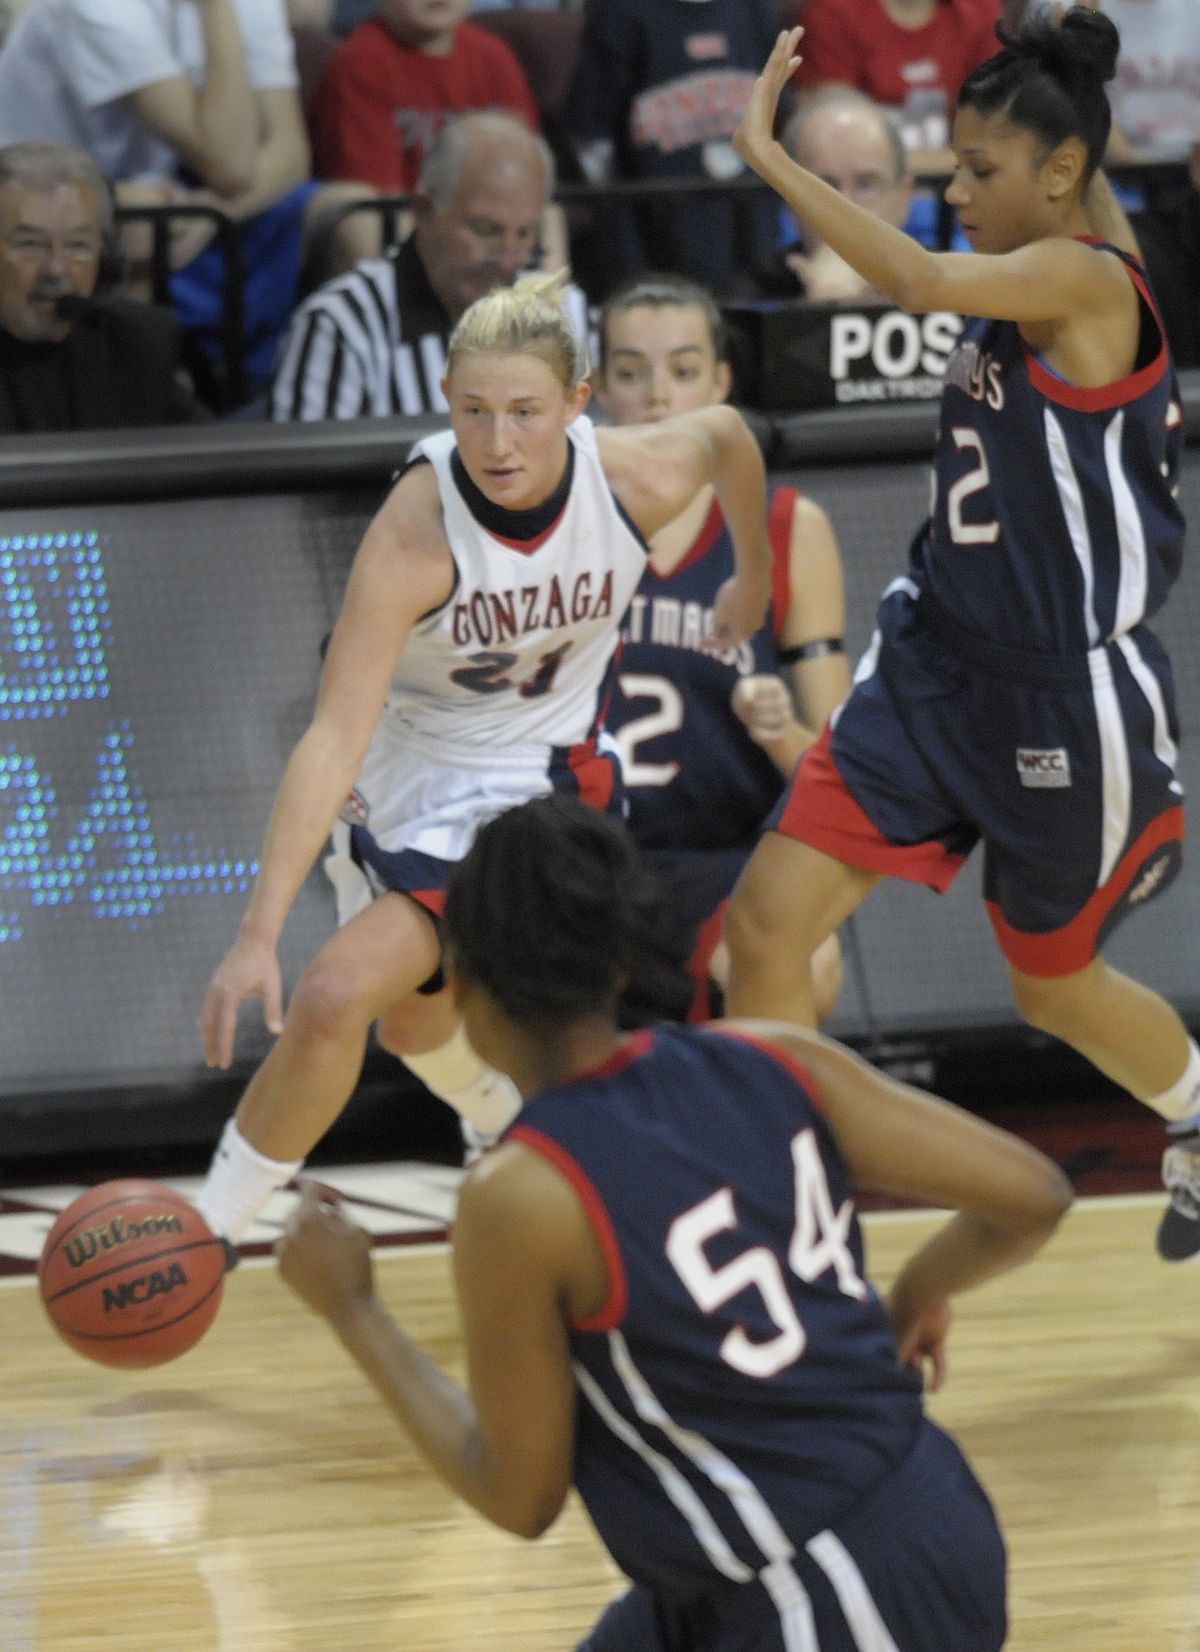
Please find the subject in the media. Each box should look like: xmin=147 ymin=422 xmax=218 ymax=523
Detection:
xmin=197 ymin=894 xmax=439 ymax=1239
xmin=1009 ymin=958 xmax=1191 ymax=1099
xmin=1010 ymin=958 xmax=1200 ymax=1261
xmin=378 ymin=988 xmax=522 ymax=1146
xmin=235 ymin=893 xmax=440 ymax=1160
xmin=725 ymin=833 xmax=878 ymax=1025
xmin=709 ymin=930 xmax=842 ymax=1022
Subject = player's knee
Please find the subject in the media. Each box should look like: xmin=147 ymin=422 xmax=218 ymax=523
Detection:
xmin=723 ymin=884 xmax=770 ymax=970
xmin=376 ymin=992 xmax=456 ymax=1059
xmin=1009 ymin=967 xmax=1085 ymax=1039
xmin=725 ymin=869 xmax=796 ymax=963
xmin=288 ymin=954 xmax=374 ymax=1046
xmin=812 ymin=933 xmax=843 ymax=1022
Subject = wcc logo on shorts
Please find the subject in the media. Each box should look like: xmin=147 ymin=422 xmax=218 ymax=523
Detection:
xmin=1016 ymin=748 xmax=1072 ymax=788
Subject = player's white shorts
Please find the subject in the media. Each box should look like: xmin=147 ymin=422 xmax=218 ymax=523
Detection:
xmin=324 ymin=719 xmax=623 ymax=926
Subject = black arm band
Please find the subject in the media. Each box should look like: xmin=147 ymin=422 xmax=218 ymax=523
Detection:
xmin=777 ymin=637 xmax=845 ymax=665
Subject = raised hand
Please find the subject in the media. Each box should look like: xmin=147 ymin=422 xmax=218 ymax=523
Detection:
xmin=732 ymin=27 xmax=804 ymax=174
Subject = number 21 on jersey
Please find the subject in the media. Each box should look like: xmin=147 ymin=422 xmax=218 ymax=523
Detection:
xmin=665 ymin=1128 xmax=867 ymax=1379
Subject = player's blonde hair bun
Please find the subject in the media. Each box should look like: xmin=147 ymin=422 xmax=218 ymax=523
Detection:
xmin=446 ymin=269 xmax=589 ymax=389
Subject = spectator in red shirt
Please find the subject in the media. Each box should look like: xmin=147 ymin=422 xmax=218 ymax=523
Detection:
xmin=312 ymin=0 xmax=538 ymax=191
xmin=792 ymin=0 xmax=1001 ymax=174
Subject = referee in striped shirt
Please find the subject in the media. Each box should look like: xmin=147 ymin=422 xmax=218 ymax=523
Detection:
xmin=269 ymin=111 xmax=588 ymax=421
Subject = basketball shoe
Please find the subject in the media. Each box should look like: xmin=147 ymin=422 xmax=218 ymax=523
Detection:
xmin=1156 ymin=1123 xmax=1200 ymax=1261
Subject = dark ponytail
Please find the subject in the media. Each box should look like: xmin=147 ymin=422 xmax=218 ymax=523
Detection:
xmin=444 ymin=794 xmax=692 ymax=1028
xmin=958 ymin=5 xmax=1119 ymax=181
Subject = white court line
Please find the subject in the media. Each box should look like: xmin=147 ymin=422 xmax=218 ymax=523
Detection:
xmin=2 ymin=1192 xmax=1165 ymax=1293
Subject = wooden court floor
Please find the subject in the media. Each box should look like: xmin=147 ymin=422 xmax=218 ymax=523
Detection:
xmin=2 ymin=1194 xmax=1198 ymax=1651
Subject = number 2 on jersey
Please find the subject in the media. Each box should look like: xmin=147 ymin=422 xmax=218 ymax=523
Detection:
xmin=946 ymin=427 xmax=1000 ymax=545
xmin=665 ymin=1129 xmax=866 ymax=1379
xmin=612 ymin=673 xmax=684 ymax=788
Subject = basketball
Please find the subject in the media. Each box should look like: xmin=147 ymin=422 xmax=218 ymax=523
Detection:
xmin=37 ymin=1179 xmax=227 ymax=1369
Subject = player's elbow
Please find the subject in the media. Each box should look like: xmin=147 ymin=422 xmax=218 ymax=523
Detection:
xmin=886 ymin=247 xmax=949 ymax=316
xmin=493 ymin=1485 xmax=568 ymax=1541
xmin=1013 ymin=1160 xmax=1074 ymax=1240
xmin=1039 ymin=1163 xmax=1075 ymax=1229
xmin=701 ymin=403 xmax=761 ymax=473
xmin=201 ymin=153 xmax=257 ymax=199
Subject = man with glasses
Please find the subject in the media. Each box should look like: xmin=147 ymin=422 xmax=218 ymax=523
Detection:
xmin=0 ymin=139 xmax=206 ymax=432
xmin=733 ymin=87 xmax=918 ymax=305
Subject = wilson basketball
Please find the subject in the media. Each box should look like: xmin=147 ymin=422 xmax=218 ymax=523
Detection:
xmin=38 ymin=1179 xmax=226 ymax=1369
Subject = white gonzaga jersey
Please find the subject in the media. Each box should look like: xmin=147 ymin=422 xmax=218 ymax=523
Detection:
xmin=386 ymin=416 xmax=648 ymax=759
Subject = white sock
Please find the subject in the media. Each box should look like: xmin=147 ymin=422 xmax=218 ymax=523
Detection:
xmin=195 ymin=1118 xmax=305 ymax=1242
xmin=403 ymin=1025 xmax=522 ymax=1134
xmin=1143 ymin=1040 xmax=1200 ymax=1129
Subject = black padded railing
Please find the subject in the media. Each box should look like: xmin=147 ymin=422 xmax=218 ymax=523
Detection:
xmin=113 ymin=201 xmax=248 ymax=410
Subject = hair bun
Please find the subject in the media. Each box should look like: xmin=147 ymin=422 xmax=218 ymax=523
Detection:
xmin=1055 ymin=6 xmax=1120 ymax=85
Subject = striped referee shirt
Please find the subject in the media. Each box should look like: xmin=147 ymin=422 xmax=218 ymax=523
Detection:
xmin=269 ymin=237 xmax=590 ymax=421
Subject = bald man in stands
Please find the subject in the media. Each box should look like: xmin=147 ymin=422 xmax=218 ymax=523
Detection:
xmin=270 ymin=110 xmax=586 ymax=421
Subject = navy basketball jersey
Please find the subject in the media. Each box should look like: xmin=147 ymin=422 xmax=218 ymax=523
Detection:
xmin=915 ymin=240 xmax=1184 ymax=654
xmin=608 ymin=488 xmax=795 ymax=853
xmin=509 ymin=1024 xmax=923 ymax=1597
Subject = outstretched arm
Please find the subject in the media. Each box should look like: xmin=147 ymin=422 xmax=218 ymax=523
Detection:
xmin=199 ymin=467 xmax=453 ymax=1066
xmin=599 ymin=406 xmax=773 ymax=647
xmin=1085 ymin=168 xmax=1142 ymax=261
xmin=734 ymin=31 xmax=1128 ymax=326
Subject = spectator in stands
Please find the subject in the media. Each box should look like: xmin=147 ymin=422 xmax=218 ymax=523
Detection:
xmin=312 ymin=0 xmax=537 ymax=191
xmin=1004 ymin=0 xmax=1200 ymax=172
xmin=332 ymin=0 xmax=374 ymax=30
xmin=1110 ymin=4 xmax=1200 ymax=167
xmin=736 ymin=87 xmax=916 ymax=302
xmin=791 ymin=0 xmax=1001 ymax=175
xmin=270 ymin=110 xmax=585 ymax=419
xmin=1090 ymin=0 xmax=1200 ymax=369
xmin=0 ymin=140 xmax=207 ymax=432
xmin=563 ymin=0 xmax=783 ymax=293
xmin=287 ymin=0 xmax=333 ymax=22
xmin=471 ymin=0 xmax=578 ymax=10
xmin=0 ymin=0 xmax=378 ymax=394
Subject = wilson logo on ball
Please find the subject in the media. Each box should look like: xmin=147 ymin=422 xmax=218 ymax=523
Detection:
xmin=63 ymin=1212 xmax=185 ymax=1268
xmin=102 ymin=1261 xmax=190 ymax=1314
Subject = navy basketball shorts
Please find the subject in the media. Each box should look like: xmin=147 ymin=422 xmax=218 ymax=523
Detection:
xmin=770 ymin=581 xmax=1184 ymax=978
xmin=577 ymin=1420 xmax=1006 ymax=1652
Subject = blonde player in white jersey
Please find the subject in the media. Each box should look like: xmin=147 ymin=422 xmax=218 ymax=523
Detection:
xmin=194 ymin=271 xmax=772 ymax=1245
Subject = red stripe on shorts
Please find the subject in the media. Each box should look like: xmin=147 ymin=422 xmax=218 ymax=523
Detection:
xmin=775 ymin=728 xmax=967 ymax=892
xmin=407 ymin=887 xmax=447 ymax=918
xmin=987 ymin=803 xmax=1185 ymax=977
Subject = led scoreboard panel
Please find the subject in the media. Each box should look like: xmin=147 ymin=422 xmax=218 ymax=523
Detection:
xmin=0 ymin=485 xmax=378 ymax=1100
